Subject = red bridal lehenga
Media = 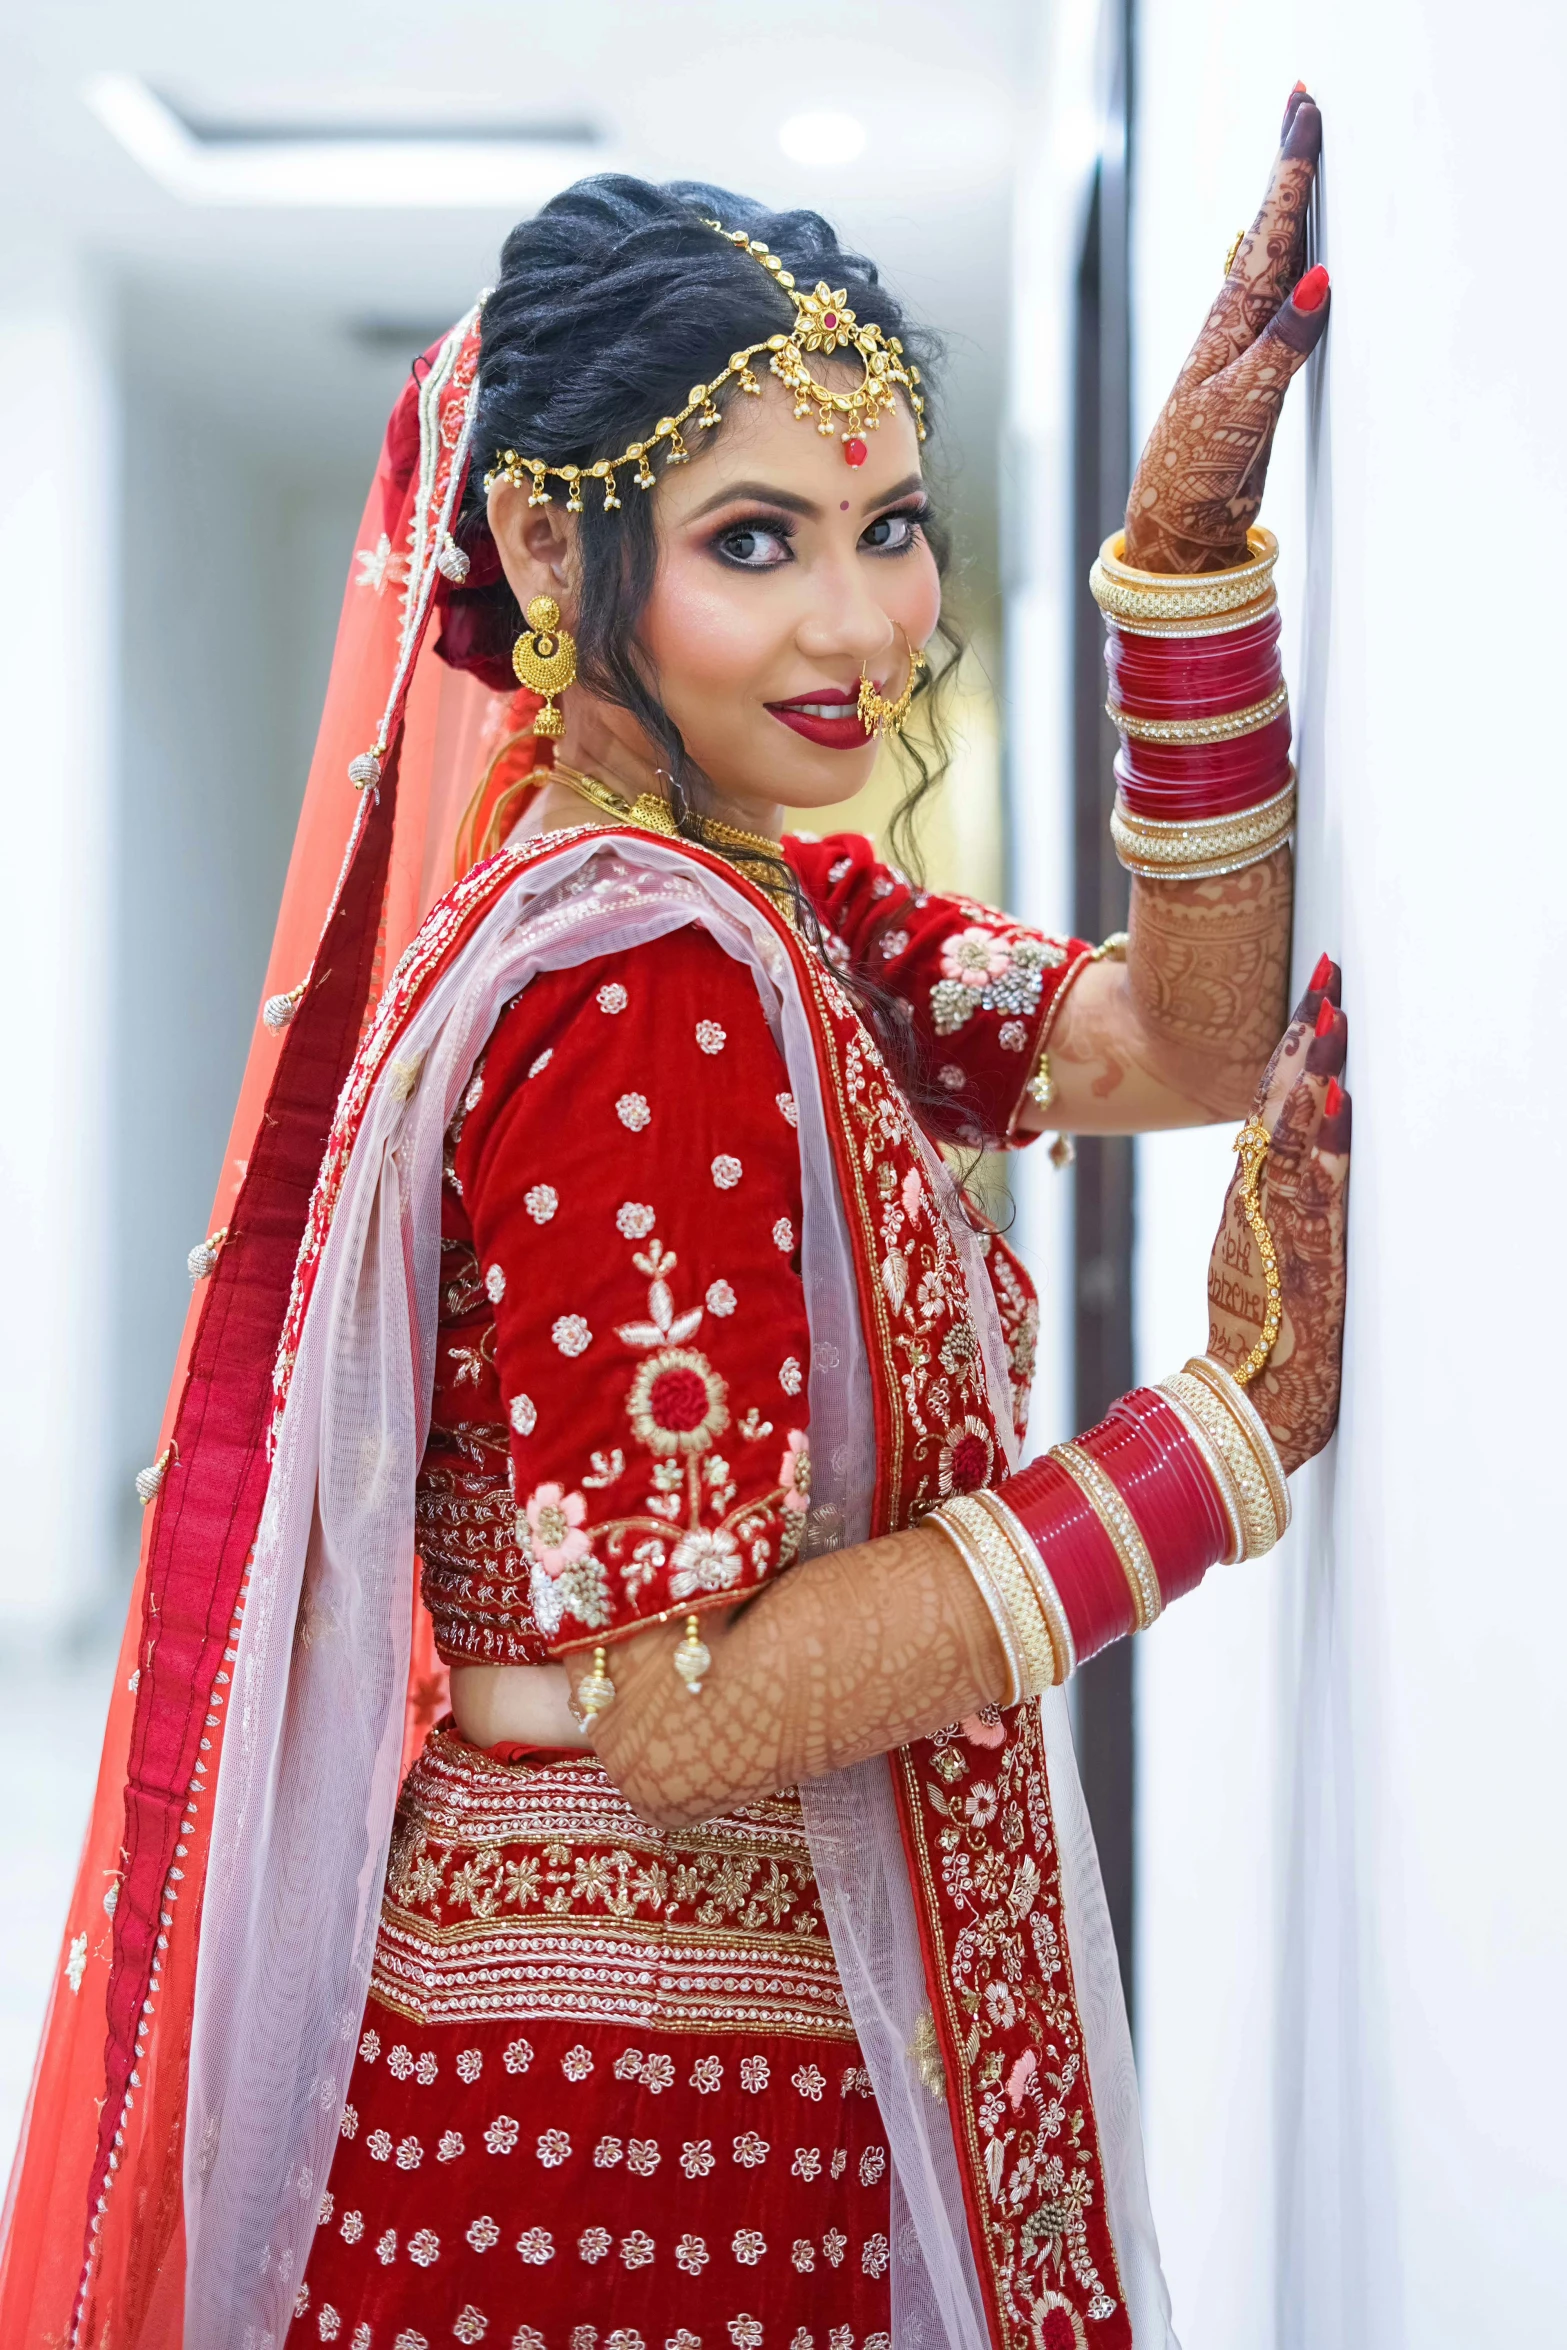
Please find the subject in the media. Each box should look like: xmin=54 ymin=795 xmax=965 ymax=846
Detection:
xmin=0 ymin=311 xmax=1177 ymax=2350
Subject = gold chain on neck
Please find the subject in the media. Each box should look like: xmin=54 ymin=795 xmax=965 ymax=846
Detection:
xmin=548 ymin=762 xmax=794 ymax=911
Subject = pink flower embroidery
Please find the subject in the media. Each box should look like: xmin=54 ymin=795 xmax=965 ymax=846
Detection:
xmin=1006 ymin=2049 xmax=1038 ymax=2109
xmin=779 ymin=1430 xmax=811 ymax=1515
xmin=524 ymin=1485 xmax=590 ymax=1578
xmin=940 ymin=924 xmax=1013 ymax=989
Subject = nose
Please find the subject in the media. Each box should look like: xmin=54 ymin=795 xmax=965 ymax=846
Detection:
xmin=792 ymin=562 xmax=897 ymax=683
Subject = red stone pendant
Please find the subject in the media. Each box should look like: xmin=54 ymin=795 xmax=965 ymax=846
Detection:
xmin=843 ymin=436 xmax=868 ymax=467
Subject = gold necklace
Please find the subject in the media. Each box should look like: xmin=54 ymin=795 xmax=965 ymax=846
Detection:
xmin=549 ymin=762 xmax=791 ymax=888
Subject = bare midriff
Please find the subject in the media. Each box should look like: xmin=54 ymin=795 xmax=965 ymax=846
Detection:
xmin=448 ymin=1661 xmax=593 ymax=1752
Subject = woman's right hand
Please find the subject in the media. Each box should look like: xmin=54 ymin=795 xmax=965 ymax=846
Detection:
xmin=1205 ymin=957 xmax=1351 ymax=1473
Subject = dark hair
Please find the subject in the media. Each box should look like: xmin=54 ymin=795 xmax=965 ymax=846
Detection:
xmin=441 ymin=172 xmax=965 ymax=1132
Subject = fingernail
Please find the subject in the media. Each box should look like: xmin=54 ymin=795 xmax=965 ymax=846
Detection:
xmin=1319 ymin=1083 xmax=1352 ymax=1154
xmin=1293 ymin=264 xmax=1330 ymax=313
xmin=1309 ymin=951 xmax=1332 ymax=991
xmin=1307 ymin=1006 xmax=1347 ymax=1076
xmin=1282 ymin=91 xmax=1322 ymax=159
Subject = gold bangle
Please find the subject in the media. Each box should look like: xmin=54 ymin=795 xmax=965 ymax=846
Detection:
xmin=1107 ymin=679 xmax=1289 ymax=746
xmin=927 ymin=1494 xmax=1060 ymax=1702
xmin=967 ymin=1488 xmax=1077 ymax=1685
xmin=1090 ymin=527 xmax=1279 ymax=626
xmin=1158 ymin=1363 xmax=1287 ymax=1560
xmin=1050 ymin=1443 xmax=1163 ymax=1632
xmin=1110 ymin=775 xmax=1295 ymax=881
xmin=1102 ymin=593 xmax=1278 ymax=642
xmin=1183 ymin=1356 xmax=1290 ymax=1540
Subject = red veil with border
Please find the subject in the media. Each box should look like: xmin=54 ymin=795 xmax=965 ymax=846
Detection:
xmin=0 ymin=308 xmax=1173 ymax=2350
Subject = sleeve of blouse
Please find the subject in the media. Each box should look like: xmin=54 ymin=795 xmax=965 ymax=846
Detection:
xmin=452 ymin=923 xmax=812 ymax=1658
xmin=786 ymin=829 xmax=1097 ymax=1148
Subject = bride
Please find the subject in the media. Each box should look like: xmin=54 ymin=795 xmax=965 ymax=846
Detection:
xmin=2 ymin=90 xmax=1343 ymax=2350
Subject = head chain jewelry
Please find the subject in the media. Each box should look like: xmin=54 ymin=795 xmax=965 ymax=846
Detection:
xmin=484 ymin=221 xmax=927 ymax=516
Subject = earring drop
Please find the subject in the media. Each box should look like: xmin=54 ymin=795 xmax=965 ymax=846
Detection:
xmin=511 ymin=594 xmax=577 ymax=738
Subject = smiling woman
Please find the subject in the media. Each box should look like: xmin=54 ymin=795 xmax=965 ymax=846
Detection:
xmin=2 ymin=145 xmax=1346 ymax=2350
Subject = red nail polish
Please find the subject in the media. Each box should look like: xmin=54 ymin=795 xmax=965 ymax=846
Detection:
xmin=1324 ymin=1078 xmax=1344 ymax=1116
xmin=1292 ymin=78 xmax=1308 ymax=93
xmin=1309 ymin=951 xmax=1332 ymax=991
xmin=1293 ymin=265 xmax=1330 ymax=314
xmin=1314 ymin=997 xmax=1336 ymax=1038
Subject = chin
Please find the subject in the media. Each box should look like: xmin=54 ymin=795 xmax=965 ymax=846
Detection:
xmin=769 ymin=743 xmax=882 ymax=811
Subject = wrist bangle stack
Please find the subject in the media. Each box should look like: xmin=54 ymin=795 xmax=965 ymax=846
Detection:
xmin=1090 ymin=528 xmax=1296 ymax=880
xmin=933 ymin=1349 xmax=1291 ymax=1700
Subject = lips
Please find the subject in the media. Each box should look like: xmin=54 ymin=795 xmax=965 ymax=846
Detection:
xmin=766 ymin=687 xmax=872 ymax=751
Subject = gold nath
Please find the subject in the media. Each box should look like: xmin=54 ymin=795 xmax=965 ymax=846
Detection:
xmin=484 ymin=222 xmax=926 ymax=516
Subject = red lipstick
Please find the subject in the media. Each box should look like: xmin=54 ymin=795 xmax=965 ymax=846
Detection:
xmin=765 ymin=686 xmax=872 ymax=751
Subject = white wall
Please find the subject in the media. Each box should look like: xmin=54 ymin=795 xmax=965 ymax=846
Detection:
xmin=1131 ymin=7 xmax=1567 ymax=2345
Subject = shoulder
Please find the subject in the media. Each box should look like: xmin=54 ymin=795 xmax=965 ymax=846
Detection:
xmin=456 ymin=921 xmax=794 ymax=1183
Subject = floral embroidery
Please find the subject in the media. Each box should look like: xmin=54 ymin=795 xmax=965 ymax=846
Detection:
xmin=484 ymin=2116 xmax=518 ymax=2154
xmin=730 ymin=2326 xmax=764 ymax=2350
xmin=318 ymin=2306 xmax=340 ymax=2340
xmin=339 ymin=2210 xmax=364 ymax=2243
xmin=515 ymin=2227 xmax=554 ymax=2264
xmin=359 ymin=2028 xmax=381 ymax=2062
xmin=437 ymin=2131 xmax=464 ymax=2160
xmin=537 ymin=2128 xmax=572 ymax=2166
xmin=387 ymin=2043 xmax=414 ymax=2079
xmin=792 ymin=2147 xmax=821 ymax=2179
xmin=776 ymin=1091 xmax=799 ymax=1125
xmin=739 ymin=2054 xmax=771 ymax=2091
xmin=616 ymin=1092 xmax=651 ymax=1130
xmin=620 ymin=2229 xmax=655 ymax=2268
xmin=792 ymin=2063 xmax=825 ymax=2100
xmin=675 ymin=2233 xmax=709 ymax=2274
xmin=616 ymin=1201 xmax=655 ymax=1238
xmin=339 ymin=2104 xmax=357 ymax=2138
xmin=524 ymin=1184 xmax=558 ymax=1223
xmin=317 ymin=2190 xmax=334 ymax=2226
xmin=695 ymin=1020 xmax=726 ymax=1053
xmin=710 ymin=1154 xmax=742 ymax=1188
xmin=550 ymin=1314 xmax=592 ymax=1357
xmin=733 ymin=2129 xmax=769 ymax=2166
xmin=509 ymin=1393 xmax=536 ymax=1434
xmin=520 ymin=1483 xmax=607 ymax=1637
xmin=779 ymin=1356 xmax=803 ymax=1396
xmin=998 ymin=1018 xmax=1028 ymax=1050
xmin=930 ymin=927 xmax=1064 ymax=1039
xmin=880 ymin=928 xmax=910 ymax=958
xmin=863 ymin=2230 xmax=891 ymax=2276
xmin=793 ymin=2238 xmax=816 ymax=2270
xmin=690 ymin=2056 xmax=724 ymax=2092
xmin=375 ymin=2230 xmax=396 ymax=2263
xmin=596 ymin=982 xmax=628 ymax=1013
xmin=732 ymin=2228 xmax=767 ymax=2264
xmin=485 ymin=1263 xmax=506 ymax=1302
xmin=394 ymin=2134 xmax=422 ymax=2168
xmin=467 ymin=2215 xmax=500 ymax=2251
xmin=938 ymin=1064 xmax=966 ymax=1090
xmin=681 ymin=2140 xmax=716 ymax=2177
xmin=860 ymin=2143 xmax=887 ymax=2184
xmin=771 ymin=1216 xmax=795 ymax=1250
xmin=830 ymin=2149 xmax=848 ymax=2178
xmin=502 ymin=2039 xmax=531 ymax=2073
xmin=366 ymin=2128 xmax=392 ymax=2161
xmin=627 ymin=2136 xmax=660 ymax=2175
xmin=560 ymin=2042 xmax=594 ymax=2081
xmin=594 ymin=2134 xmax=623 ymax=2167
xmin=452 ymin=2309 xmax=487 ymax=2344
xmin=823 ymin=2227 xmax=847 ymax=2266
xmin=579 ymin=2226 xmax=612 ymax=2261
xmin=706 ymin=1279 xmax=736 ymax=1315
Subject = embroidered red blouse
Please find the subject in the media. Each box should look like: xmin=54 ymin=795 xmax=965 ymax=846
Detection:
xmin=414 ymin=834 xmax=1087 ymax=1669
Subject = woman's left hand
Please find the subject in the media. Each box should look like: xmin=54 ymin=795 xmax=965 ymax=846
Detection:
xmin=1125 ymin=84 xmax=1328 ymax=574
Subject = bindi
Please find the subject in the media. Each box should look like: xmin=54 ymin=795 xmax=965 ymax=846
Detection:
xmin=840 ymin=500 xmax=850 ymax=511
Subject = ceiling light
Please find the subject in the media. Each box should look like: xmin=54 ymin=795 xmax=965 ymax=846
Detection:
xmin=84 ymin=74 xmax=609 ymax=209
xmin=777 ymin=112 xmax=867 ymax=170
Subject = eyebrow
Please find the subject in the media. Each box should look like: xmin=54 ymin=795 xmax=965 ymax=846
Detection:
xmin=683 ymin=470 xmax=926 ymax=524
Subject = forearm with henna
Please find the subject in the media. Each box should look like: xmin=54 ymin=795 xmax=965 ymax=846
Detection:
xmin=1125 ymin=847 xmax=1293 ymax=1115
xmin=585 ymin=1523 xmax=1007 ymax=1829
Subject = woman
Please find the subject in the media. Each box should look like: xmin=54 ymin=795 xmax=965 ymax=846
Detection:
xmin=2 ymin=91 xmax=1343 ymax=2350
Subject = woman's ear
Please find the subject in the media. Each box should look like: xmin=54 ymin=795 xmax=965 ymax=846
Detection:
xmin=486 ymin=480 xmax=577 ymax=613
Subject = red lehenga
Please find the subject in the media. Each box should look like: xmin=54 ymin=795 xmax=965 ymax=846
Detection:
xmin=0 ymin=308 xmax=1175 ymax=2350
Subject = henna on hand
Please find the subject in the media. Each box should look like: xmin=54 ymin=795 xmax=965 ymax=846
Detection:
xmin=1205 ymin=959 xmax=1350 ymax=1472
xmin=1126 ymin=88 xmax=1328 ymax=574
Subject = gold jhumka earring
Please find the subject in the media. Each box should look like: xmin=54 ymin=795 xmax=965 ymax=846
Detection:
xmin=857 ymin=636 xmax=927 ymax=740
xmin=511 ymin=595 xmax=577 ymax=738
